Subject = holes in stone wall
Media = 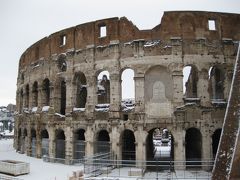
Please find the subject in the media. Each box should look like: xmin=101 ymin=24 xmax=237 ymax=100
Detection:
xmin=99 ymin=25 xmax=107 ymax=38
xmin=74 ymin=129 xmax=85 ymax=159
xmin=60 ymin=34 xmax=66 ymax=46
xmin=41 ymin=129 xmax=49 ymax=156
xmin=212 ymin=129 xmax=222 ymax=160
xmin=208 ymin=20 xmax=216 ymax=31
xmin=55 ymin=129 xmax=65 ymax=159
xmin=122 ymin=130 xmax=135 ymax=163
xmin=95 ymin=130 xmax=110 ymax=154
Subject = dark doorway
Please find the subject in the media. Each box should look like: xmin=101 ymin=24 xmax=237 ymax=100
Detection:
xmin=74 ymin=129 xmax=85 ymax=160
xmin=122 ymin=130 xmax=135 ymax=164
xmin=185 ymin=128 xmax=202 ymax=168
xmin=55 ymin=129 xmax=65 ymax=159
xmin=41 ymin=129 xmax=49 ymax=156
xmin=95 ymin=130 xmax=110 ymax=154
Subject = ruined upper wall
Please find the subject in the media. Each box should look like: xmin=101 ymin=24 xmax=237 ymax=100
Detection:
xmin=19 ymin=11 xmax=240 ymax=68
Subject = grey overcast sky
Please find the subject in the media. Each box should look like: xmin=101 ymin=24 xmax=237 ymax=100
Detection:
xmin=0 ymin=0 xmax=240 ymax=106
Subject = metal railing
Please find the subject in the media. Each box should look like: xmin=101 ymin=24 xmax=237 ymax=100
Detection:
xmin=0 ymin=175 xmax=23 ymax=180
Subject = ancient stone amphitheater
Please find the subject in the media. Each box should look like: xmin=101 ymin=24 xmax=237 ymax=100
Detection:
xmin=14 ymin=11 xmax=240 ymax=176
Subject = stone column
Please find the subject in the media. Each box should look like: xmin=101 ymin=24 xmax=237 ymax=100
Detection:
xmin=48 ymin=127 xmax=55 ymax=160
xmin=85 ymin=125 xmax=94 ymax=157
xmin=135 ymin=126 xmax=147 ymax=168
xmin=65 ymin=78 xmax=74 ymax=114
xmin=36 ymin=125 xmax=41 ymax=158
xmin=110 ymin=125 xmax=120 ymax=164
xmin=65 ymin=126 xmax=73 ymax=164
xmin=172 ymin=70 xmax=184 ymax=107
xmin=173 ymin=129 xmax=186 ymax=170
xmin=198 ymin=70 xmax=210 ymax=106
xmin=109 ymin=73 xmax=121 ymax=119
xmin=134 ymin=74 xmax=145 ymax=112
xmin=85 ymin=74 xmax=97 ymax=117
xmin=202 ymin=130 xmax=212 ymax=171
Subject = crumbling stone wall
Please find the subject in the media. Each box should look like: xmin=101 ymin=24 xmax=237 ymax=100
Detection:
xmin=14 ymin=11 xmax=240 ymax=170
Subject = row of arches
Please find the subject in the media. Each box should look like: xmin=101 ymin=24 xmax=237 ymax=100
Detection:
xmin=18 ymin=64 xmax=228 ymax=114
xmin=183 ymin=65 xmax=226 ymax=99
xmin=17 ymin=127 xmax=222 ymax=168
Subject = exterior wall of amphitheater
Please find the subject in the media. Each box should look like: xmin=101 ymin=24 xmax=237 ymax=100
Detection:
xmin=14 ymin=11 xmax=240 ymax=169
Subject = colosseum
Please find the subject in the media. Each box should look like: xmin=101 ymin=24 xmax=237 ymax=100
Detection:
xmin=14 ymin=11 xmax=240 ymax=172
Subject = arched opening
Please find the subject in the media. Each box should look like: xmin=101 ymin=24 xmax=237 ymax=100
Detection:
xmin=122 ymin=130 xmax=135 ymax=164
xmin=41 ymin=129 xmax=49 ymax=156
xmin=185 ymin=128 xmax=202 ymax=168
xmin=209 ymin=66 xmax=225 ymax=100
xmin=32 ymin=82 xmax=38 ymax=107
xmin=212 ymin=129 xmax=222 ymax=160
xmin=95 ymin=130 xmax=110 ymax=154
xmin=60 ymin=80 xmax=66 ymax=115
xmin=97 ymin=71 xmax=110 ymax=105
xmin=42 ymin=79 xmax=50 ymax=106
xmin=22 ymin=128 xmax=27 ymax=154
xmin=25 ymin=84 xmax=30 ymax=109
xmin=31 ymin=129 xmax=36 ymax=157
xmin=146 ymin=128 xmax=174 ymax=171
xmin=121 ymin=69 xmax=135 ymax=112
xmin=55 ymin=129 xmax=65 ymax=159
xmin=183 ymin=65 xmax=198 ymax=98
xmin=74 ymin=129 xmax=85 ymax=160
xmin=74 ymin=72 xmax=87 ymax=108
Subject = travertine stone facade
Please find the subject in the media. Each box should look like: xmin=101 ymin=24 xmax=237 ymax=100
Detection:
xmin=14 ymin=11 xmax=240 ymax=170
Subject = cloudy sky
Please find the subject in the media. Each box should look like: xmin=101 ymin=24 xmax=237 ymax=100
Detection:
xmin=0 ymin=0 xmax=240 ymax=106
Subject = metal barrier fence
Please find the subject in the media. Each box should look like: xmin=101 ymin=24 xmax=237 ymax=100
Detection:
xmin=0 ymin=175 xmax=23 ymax=180
xmin=42 ymin=154 xmax=213 ymax=179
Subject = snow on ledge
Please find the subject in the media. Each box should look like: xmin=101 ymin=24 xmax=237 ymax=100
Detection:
xmin=73 ymin=107 xmax=85 ymax=112
xmin=54 ymin=113 xmax=65 ymax=118
xmin=32 ymin=107 xmax=38 ymax=113
xmin=42 ymin=106 xmax=50 ymax=112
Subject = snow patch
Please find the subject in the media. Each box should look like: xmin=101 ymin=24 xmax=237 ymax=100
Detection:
xmin=42 ymin=106 xmax=50 ymax=112
xmin=73 ymin=108 xmax=85 ymax=112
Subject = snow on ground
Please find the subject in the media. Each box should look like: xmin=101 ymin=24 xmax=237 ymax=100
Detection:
xmin=0 ymin=139 xmax=82 ymax=180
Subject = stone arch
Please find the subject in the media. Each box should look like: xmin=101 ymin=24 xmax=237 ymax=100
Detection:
xmin=55 ymin=129 xmax=65 ymax=159
xmin=95 ymin=129 xmax=110 ymax=154
xmin=146 ymin=127 xmax=174 ymax=170
xmin=73 ymin=72 xmax=87 ymax=108
xmin=121 ymin=129 xmax=136 ymax=164
xmin=73 ymin=129 xmax=86 ymax=159
xmin=32 ymin=81 xmax=38 ymax=107
xmin=185 ymin=127 xmax=202 ymax=168
xmin=183 ymin=65 xmax=198 ymax=98
xmin=121 ymin=68 xmax=135 ymax=100
xmin=209 ymin=65 xmax=225 ymax=100
xmin=41 ymin=129 xmax=49 ymax=156
xmin=212 ymin=128 xmax=222 ymax=160
xmin=31 ymin=128 xmax=36 ymax=157
xmin=42 ymin=78 xmax=50 ymax=106
xmin=97 ymin=70 xmax=110 ymax=104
